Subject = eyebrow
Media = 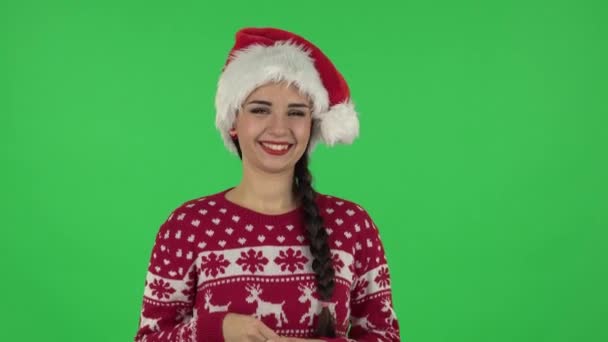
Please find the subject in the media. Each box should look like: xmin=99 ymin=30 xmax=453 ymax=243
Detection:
xmin=246 ymin=100 xmax=310 ymax=108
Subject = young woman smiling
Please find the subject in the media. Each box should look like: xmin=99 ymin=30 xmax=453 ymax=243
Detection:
xmin=134 ymin=27 xmax=401 ymax=342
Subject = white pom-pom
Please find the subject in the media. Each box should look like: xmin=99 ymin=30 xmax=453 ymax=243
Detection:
xmin=319 ymin=102 xmax=360 ymax=146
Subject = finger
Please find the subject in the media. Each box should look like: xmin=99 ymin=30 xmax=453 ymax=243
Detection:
xmin=275 ymin=338 xmax=293 ymax=342
xmin=249 ymin=332 xmax=268 ymax=342
xmin=270 ymin=338 xmax=290 ymax=342
xmin=275 ymin=335 xmax=302 ymax=342
xmin=267 ymin=338 xmax=290 ymax=342
xmin=257 ymin=323 xmax=282 ymax=341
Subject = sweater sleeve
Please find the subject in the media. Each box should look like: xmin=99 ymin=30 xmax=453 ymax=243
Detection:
xmin=134 ymin=205 xmax=230 ymax=342
xmin=322 ymin=209 xmax=402 ymax=342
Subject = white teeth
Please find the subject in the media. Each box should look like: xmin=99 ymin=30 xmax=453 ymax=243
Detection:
xmin=261 ymin=142 xmax=290 ymax=151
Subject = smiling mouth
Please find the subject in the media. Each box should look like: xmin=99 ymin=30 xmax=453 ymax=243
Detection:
xmin=258 ymin=141 xmax=293 ymax=155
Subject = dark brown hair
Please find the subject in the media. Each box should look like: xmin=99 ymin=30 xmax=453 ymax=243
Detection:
xmin=231 ymin=125 xmax=336 ymax=337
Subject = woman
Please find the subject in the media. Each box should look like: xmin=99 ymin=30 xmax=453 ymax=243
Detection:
xmin=134 ymin=27 xmax=401 ymax=342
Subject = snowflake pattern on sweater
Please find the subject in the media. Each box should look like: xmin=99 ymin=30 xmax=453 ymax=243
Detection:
xmin=134 ymin=187 xmax=401 ymax=341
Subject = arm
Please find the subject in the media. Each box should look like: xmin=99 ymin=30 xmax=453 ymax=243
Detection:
xmin=322 ymin=209 xmax=402 ymax=342
xmin=134 ymin=205 xmax=229 ymax=342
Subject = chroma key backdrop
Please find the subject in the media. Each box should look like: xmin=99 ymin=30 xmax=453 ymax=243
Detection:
xmin=1 ymin=0 xmax=607 ymax=341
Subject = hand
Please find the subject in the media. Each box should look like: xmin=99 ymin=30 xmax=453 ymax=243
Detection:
xmin=222 ymin=313 xmax=282 ymax=342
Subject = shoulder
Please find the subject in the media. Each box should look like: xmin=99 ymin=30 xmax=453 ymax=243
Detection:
xmin=172 ymin=188 xmax=228 ymax=211
xmin=314 ymin=191 xmax=375 ymax=225
xmin=159 ymin=188 xmax=229 ymax=227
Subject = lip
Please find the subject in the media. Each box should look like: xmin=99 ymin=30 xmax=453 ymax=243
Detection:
xmin=259 ymin=140 xmax=293 ymax=144
xmin=258 ymin=141 xmax=293 ymax=156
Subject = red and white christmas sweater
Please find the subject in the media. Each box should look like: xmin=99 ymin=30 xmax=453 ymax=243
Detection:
xmin=134 ymin=187 xmax=401 ymax=341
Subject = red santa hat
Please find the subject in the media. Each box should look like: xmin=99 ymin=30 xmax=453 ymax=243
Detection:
xmin=215 ymin=27 xmax=360 ymax=155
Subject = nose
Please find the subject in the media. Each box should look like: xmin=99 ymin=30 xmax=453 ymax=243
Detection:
xmin=267 ymin=112 xmax=290 ymax=135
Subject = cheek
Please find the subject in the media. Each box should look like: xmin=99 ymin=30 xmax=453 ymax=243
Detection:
xmin=293 ymin=121 xmax=312 ymax=140
xmin=238 ymin=120 xmax=262 ymax=139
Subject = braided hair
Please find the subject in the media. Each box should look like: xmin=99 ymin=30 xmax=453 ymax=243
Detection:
xmin=231 ymin=126 xmax=337 ymax=337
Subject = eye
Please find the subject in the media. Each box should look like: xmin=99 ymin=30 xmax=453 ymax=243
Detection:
xmin=250 ymin=107 xmax=269 ymax=114
xmin=289 ymin=111 xmax=305 ymax=116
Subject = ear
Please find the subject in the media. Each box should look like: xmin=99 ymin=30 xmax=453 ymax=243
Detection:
xmin=230 ymin=109 xmax=239 ymax=131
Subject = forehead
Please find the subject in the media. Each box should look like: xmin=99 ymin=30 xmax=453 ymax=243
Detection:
xmin=245 ymin=81 xmax=310 ymax=102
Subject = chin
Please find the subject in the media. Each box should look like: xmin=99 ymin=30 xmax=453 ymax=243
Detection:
xmin=259 ymin=162 xmax=296 ymax=174
xmin=243 ymin=145 xmax=306 ymax=172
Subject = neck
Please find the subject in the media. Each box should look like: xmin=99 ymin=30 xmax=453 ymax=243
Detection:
xmin=228 ymin=165 xmax=298 ymax=214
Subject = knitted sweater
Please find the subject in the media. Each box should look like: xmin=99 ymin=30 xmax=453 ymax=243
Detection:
xmin=134 ymin=187 xmax=401 ymax=341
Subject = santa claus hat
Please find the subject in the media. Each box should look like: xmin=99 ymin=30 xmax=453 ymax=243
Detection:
xmin=215 ymin=27 xmax=360 ymax=156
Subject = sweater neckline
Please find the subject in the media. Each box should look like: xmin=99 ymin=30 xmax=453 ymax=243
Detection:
xmin=216 ymin=187 xmax=305 ymax=225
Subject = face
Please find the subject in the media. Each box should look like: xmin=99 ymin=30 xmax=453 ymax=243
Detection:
xmin=232 ymin=81 xmax=313 ymax=175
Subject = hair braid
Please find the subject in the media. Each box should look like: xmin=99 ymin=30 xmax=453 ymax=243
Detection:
xmin=293 ymin=151 xmax=337 ymax=337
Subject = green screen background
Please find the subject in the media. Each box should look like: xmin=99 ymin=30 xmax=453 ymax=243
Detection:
xmin=2 ymin=0 xmax=607 ymax=341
